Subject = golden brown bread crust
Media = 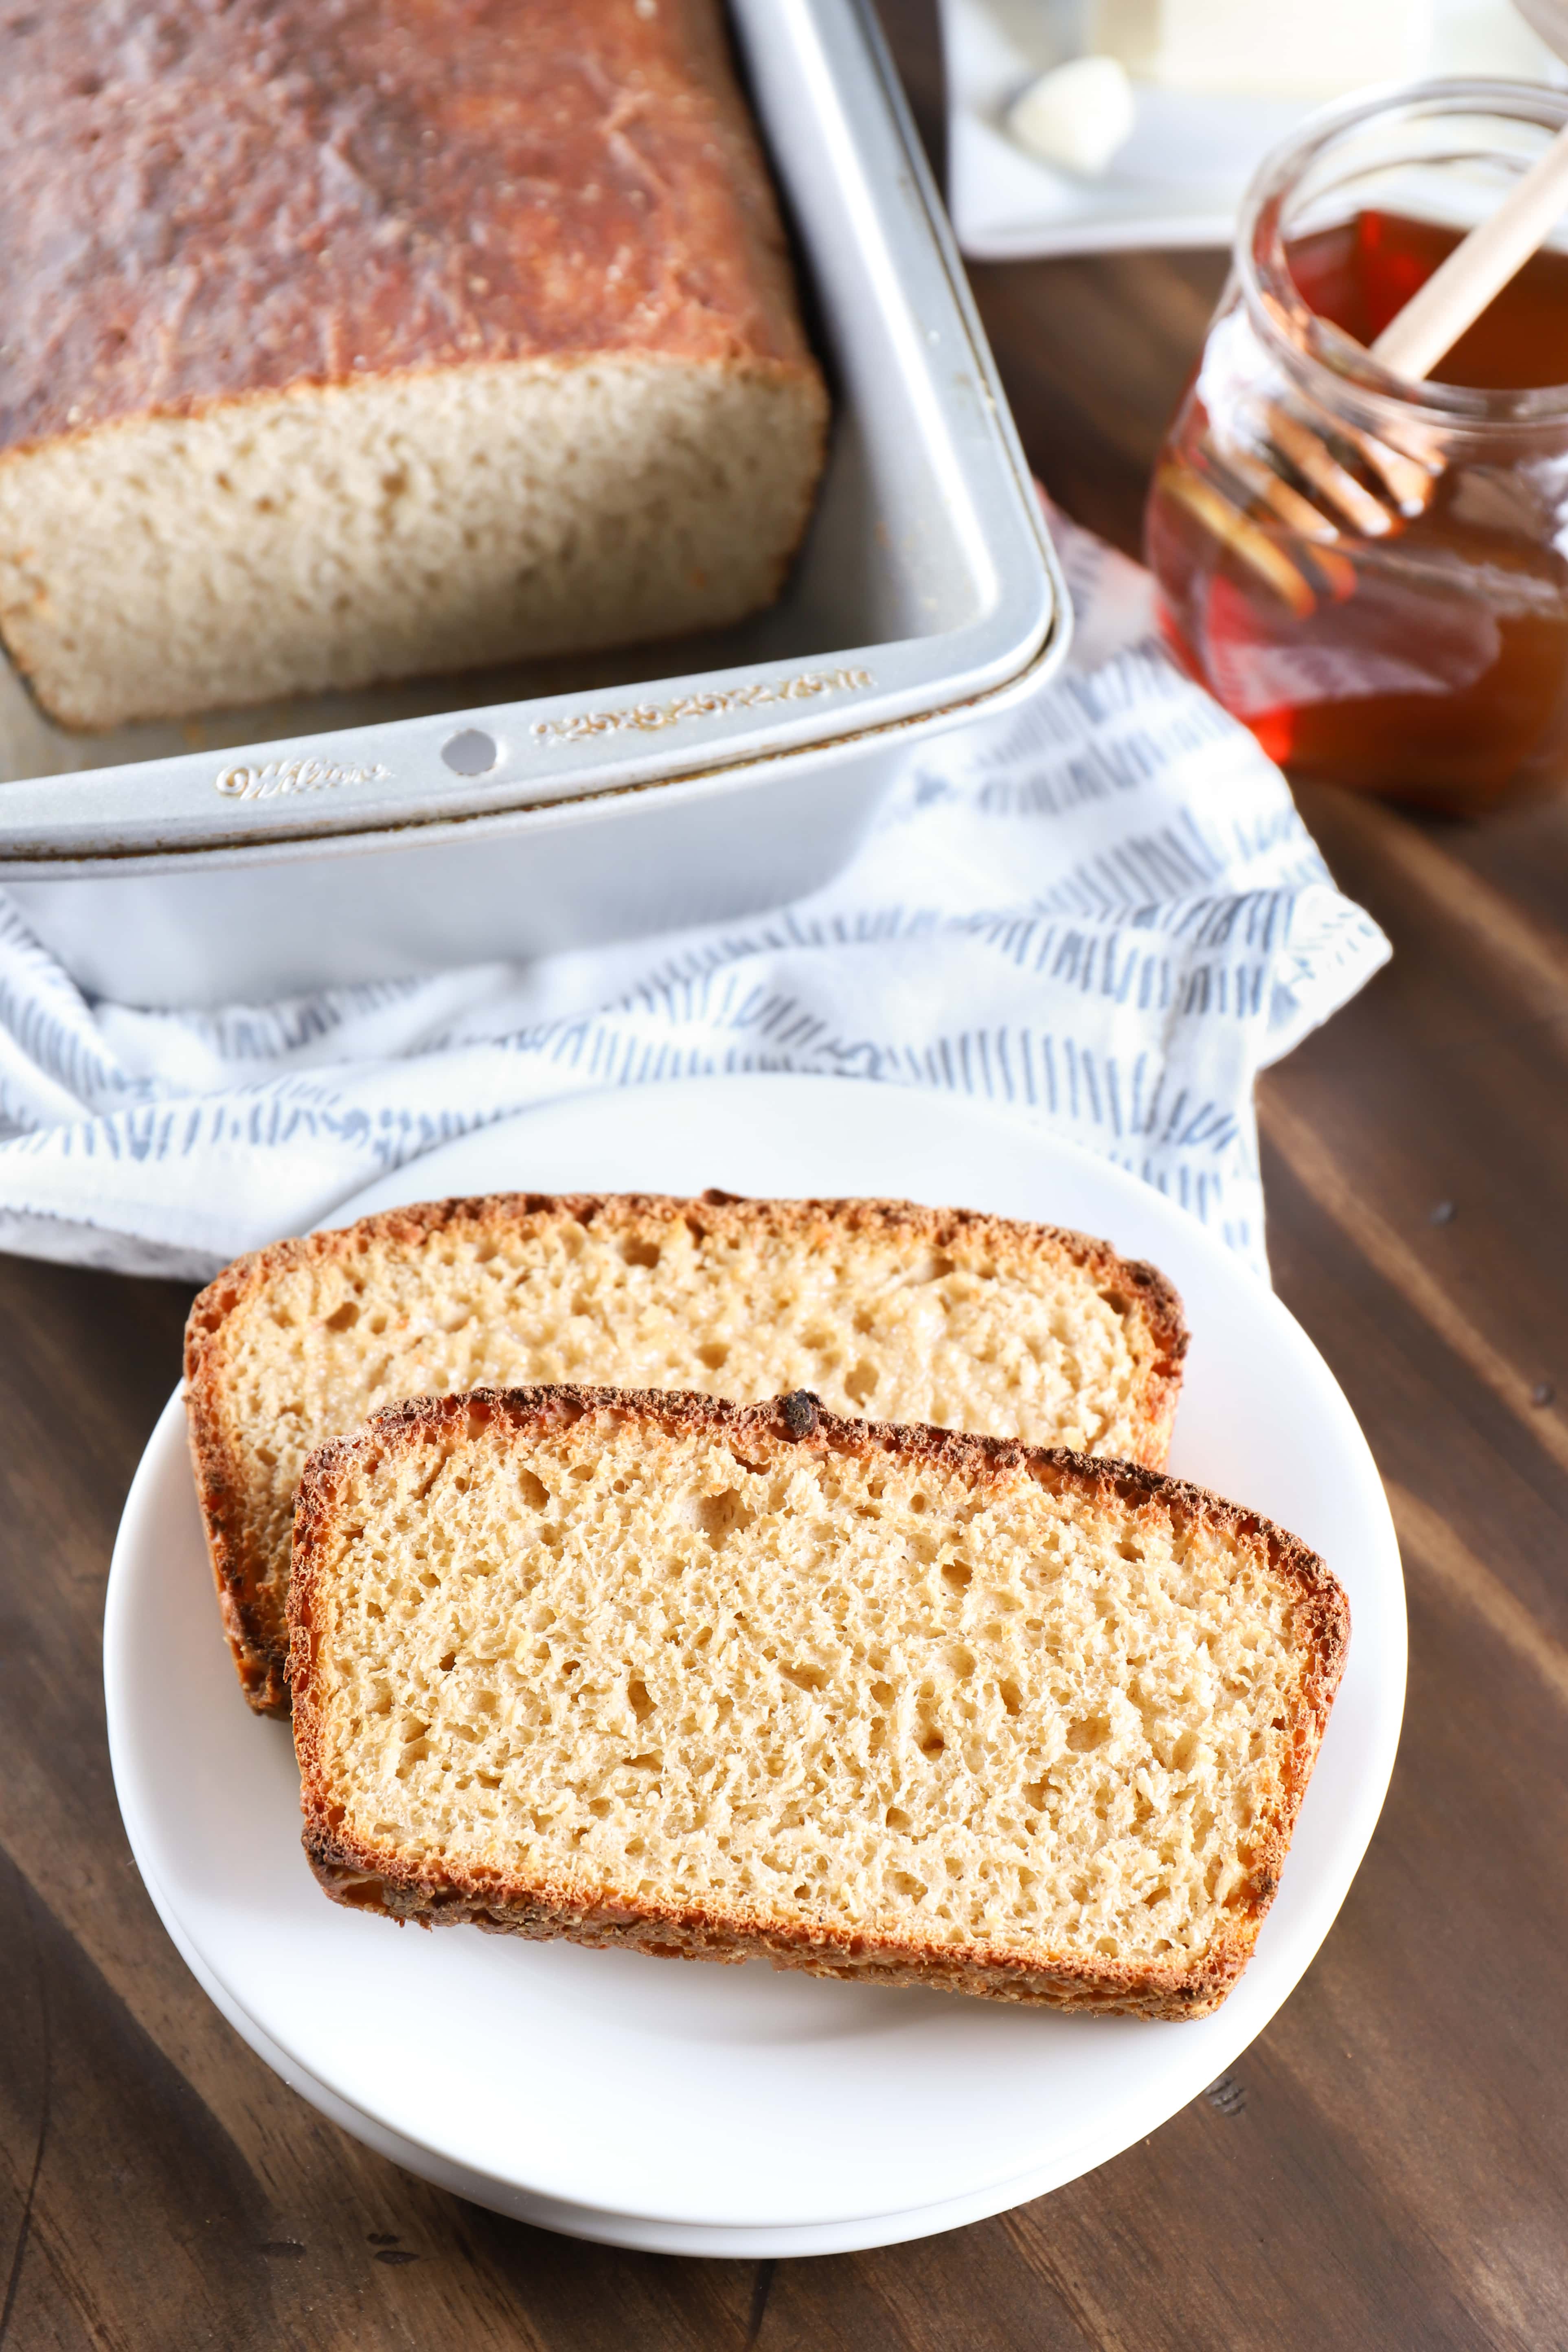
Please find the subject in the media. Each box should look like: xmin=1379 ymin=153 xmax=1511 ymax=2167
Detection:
xmin=0 ymin=0 xmax=820 ymax=456
xmin=184 ymin=1188 xmax=1191 ymax=1715
xmin=288 ymin=1384 xmax=1347 ymax=2021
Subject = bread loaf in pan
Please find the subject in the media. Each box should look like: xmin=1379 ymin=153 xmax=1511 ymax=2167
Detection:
xmin=0 ymin=0 xmax=828 ymax=728
xmin=289 ymin=1386 xmax=1348 ymax=2019
xmin=184 ymin=1189 xmax=1189 ymax=1713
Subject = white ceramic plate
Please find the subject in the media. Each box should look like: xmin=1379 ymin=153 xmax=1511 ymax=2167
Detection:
xmin=105 ymin=1075 xmax=1405 ymax=2256
xmin=942 ymin=0 xmax=1559 ymax=260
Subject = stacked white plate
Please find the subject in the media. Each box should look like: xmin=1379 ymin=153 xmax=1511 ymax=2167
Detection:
xmin=105 ymin=1077 xmax=1405 ymax=2255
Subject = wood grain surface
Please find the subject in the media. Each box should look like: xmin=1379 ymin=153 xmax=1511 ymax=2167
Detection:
xmin=3 ymin=5 xmax=1566 ymax=2344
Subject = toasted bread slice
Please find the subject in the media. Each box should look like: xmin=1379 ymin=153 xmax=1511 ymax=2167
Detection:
xmin=185 ymin=1191 xmax=1188 ymax=1713
xmin=289 ymin=1386 xmax=1344 ymax=2020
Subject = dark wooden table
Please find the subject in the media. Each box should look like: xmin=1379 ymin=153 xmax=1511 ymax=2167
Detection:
xmin=4 ymin=11 xmax=1567 ymax=2347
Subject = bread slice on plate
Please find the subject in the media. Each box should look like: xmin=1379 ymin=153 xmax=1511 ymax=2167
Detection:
xmin=288 ymin=1387 xmax=1346 ymax=2020
xmin=186 ymin=1191 xmax=1189 ymax=1714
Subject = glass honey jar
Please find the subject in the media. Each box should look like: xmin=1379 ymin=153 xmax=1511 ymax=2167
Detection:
xmin=1146 ymin=81 xmax=1568 ymax=816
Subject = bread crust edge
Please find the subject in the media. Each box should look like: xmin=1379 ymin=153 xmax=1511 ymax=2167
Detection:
xmin=287 ymin=1383 xmax=1345 ymax=2023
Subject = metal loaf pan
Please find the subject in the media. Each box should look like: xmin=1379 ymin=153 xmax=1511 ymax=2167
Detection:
xmin=0 ymin=0 xmax=1067 ymax=1009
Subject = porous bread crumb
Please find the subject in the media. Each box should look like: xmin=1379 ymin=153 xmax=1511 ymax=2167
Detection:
xmin=185 ymin=1193 xmax=1189 ymax=1714
xmin=0 ymin=358 xmax=825 ymax=730
xmin=289 ymin=1388 xmax=1347 ymax=2019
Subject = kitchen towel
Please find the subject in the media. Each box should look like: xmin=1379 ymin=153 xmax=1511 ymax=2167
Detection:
xmin=0 ymin=511 xmax=1388 ymax=1286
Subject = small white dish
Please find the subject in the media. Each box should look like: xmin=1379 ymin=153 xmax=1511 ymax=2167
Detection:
xmin=942 ymin=0 xmax=1559 ymax=259
xmin=105 ymin=1074 xmax=1405 ymax=2255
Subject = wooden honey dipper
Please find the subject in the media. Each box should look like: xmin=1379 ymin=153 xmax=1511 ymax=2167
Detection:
xmin=1166 ymin=6 xmax=1568 ymax=616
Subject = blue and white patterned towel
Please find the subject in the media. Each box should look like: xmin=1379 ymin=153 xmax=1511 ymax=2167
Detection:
xmin=0 ymin=513 xmax=1388 ymax=1285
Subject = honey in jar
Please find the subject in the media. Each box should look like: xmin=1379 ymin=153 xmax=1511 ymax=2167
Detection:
xmin=1147 ymin=84 xmax=1568 ymax=815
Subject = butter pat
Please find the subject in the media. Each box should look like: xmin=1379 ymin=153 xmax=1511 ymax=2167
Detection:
xmin=1088 ymin=0 xmax=1432 ymax=97
xmin=1008 ymin=56 xmax=1137 ymax=176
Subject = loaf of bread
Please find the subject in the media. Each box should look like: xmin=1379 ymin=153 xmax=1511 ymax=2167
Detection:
xmin=289 ymin=1387 xmax=1348 ymax=2018
xmin=186 ymin=1191 xmax=1188 ymax=1713
xmin=0 ymin=1 xmax=827 ymax=729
